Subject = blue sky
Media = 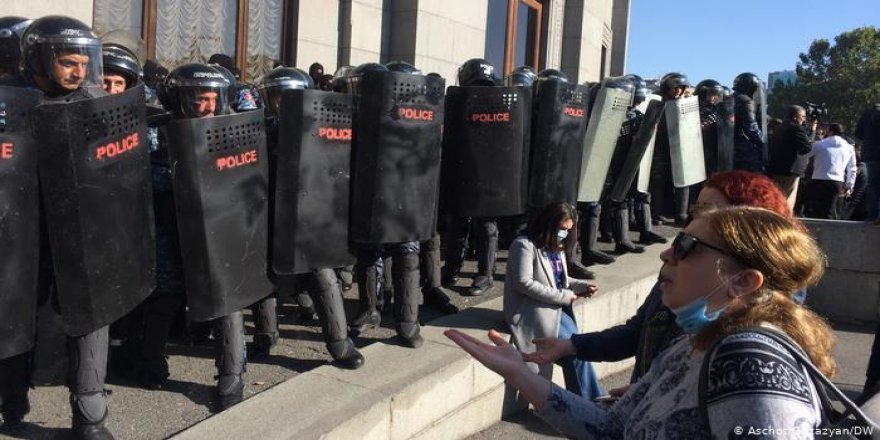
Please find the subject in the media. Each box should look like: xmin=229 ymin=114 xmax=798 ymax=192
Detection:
xmin=626 ymin=0 xmax=880 ymax=86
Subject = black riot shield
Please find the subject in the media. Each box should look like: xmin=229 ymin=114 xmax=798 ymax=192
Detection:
xmin=528 ymin=82 xmax=590 ymax=209
xmin=0 ymin=86 xmax=41 ymax=357
xmin=609 ymin=100 xmax=666 ymax=202
xmin=274 ymin=89 xmax=356 ymax=274
xmin=716 ymin=97 xmax=735 ymax=172
xmin=350 ymin=71 xmax=445 ymax=244
xmin=442 ymin=86 xmax=531 ymax=217
xmin=164 ymin=111 xmax=273 ymax=322
xmin=31 ymin=85 xmax=155 ymax=336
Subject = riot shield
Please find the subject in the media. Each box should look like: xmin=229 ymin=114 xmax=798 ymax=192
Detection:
xmin=577 ymin=87 xmax=632 ymax=202
xmin=31 ymin=85 xmax=155 ymax=336
xmin=636 ymin=94 xmax=662 ymax=193
xmin=716 ymin=97 xmax=735 ymax=172
xmin=665 ymin=96 xmax=706 ymax=188
xmin=754 ymin=86 xmax=768 ymax=162
xmin=350 ymin=71 xmax=445 ymax=244
xmin=528 ymin=81 xmax=590 ymax=209
xmin=609 ymin=100 xmax=666 ymax=202
xmin=442 ymin=86 xmax=531 ymax=217
xmin=274 ymin=89 xmax=356 ymax=274
xmin=0 ymin=86 xmax=41 ymax=357
xmin=164 ymin=111 xmax=273 ymax=322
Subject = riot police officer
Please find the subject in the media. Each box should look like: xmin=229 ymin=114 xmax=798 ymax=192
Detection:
xmin=256 ymin=66 xmax=364 ymax=367
xmin=440 ymin=58 xmax=502 ymax=296
xmin=1 ymin=15 xmax=120 ymax=439
xmin=101 ymin=44 xmax=141 ymax=95
xmin=732 ymin=72 xmax=765 ymax=172
xmin=649 ymin=72 xmax=690 ymax=225
xmin=157 ymin=63 xmax=251 ymax=409
xmin=695 ymin=79 xmax=724 ymax=176
xmin=346 ymin=61 xmax=443 ymax=348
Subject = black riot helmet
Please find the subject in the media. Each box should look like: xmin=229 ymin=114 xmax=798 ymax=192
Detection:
xmin=504 ymin=65 xmax=537 ymax=87
xmin=161 ymin=63 xmax=230 ymax=119
xmin=601 ymin=75 xmax=635 ymax=93
xmin=537 ymin=68 xmax=569 ymax=82
xmin=0 ymin=16 xmax=31 ymax=73
xmin=694 ymin=79 xmax=724 ymax=105
xmin=458 ymin=58 xmax=497 ymax=86
xmin=331 ymin=65 xmax=354 ymax=93
xmin=722 ymin=86 xmax=733 ymax=99
xmin=347 ymin=62 xmax=388 ymax=95
xmin=21 ymin=16 xmax=103 ymax=94
xmin=257 ymin=66 xmax=313 ymax=118
xmin=102 ymin=44 xmax=141 ymax=89
xmin=385 ymin=60 xmax=422 ymax=75
xmin=732 ymin=72 xmax=761 ymax=96
xmin=658 ymin=72 xmax=689 ymax=100
xmin=624 ymin=74 xmax=647 ymax=107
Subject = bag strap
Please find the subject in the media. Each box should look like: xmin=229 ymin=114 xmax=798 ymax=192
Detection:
xmin=698 ymin=327 xmax=879 ymax=439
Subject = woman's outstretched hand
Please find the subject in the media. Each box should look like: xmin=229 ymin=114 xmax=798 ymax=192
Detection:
xmin=522 ymin=337 xmax=575 ymax=365
xmin=444 ymin=329 xmax=528 ymax=378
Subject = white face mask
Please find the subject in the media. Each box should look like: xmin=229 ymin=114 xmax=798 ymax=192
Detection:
xmin=557 ymin=229 xmax=569 ymax=241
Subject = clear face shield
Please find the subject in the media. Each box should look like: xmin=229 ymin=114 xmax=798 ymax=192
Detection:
xmin=178 ymin=86 xmax=229 ymax=119
xmin=41 ymin=41 xmax=103 ymax=92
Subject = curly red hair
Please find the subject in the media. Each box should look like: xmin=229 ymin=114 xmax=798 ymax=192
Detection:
xmin=703 ymin=171 xmax=791 ymax=218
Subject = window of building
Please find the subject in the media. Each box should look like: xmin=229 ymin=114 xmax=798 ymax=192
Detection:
xmin=93 ymin=0 xmax=297 ymax=81
xmin=484 ymin=0 xmax=544 ymax=77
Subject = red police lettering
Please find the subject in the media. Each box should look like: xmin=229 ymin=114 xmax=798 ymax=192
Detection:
xmin=398 ymin=107 xmax=434 ymax=121
xmin=470 ymin=112 xmax=510 ymax=123
xmin=318 ymin=127 xmax=352 ymax=141
xmin=1 ymin=142 xmax=12 ymax=159
xmin=95 ymin=132 xmax=140 ymax=160
xmin=216 ymin=149 xmax=258 ymax=171
xmin=563 ymin=107 xmax=585 ymax=118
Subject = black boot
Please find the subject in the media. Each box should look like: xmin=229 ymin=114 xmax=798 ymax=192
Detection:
xmin=580 ymin=203 xmax=616 ymax=265
xmin=393 ymin=250 xmax=423 ymax=348
xmin=215 ymin=311 xmax=246 ymax=412
xmin=566 ymin=259 xmax=596 ymax=280
xmin=137 ymin=291 xmax=182 ymax=389
xmin=469 ymin=219 xmax=498 ymax=296
xmin=611 ymin=200 xmax=644 ymax=254
xmin=0 ymin=353 xmax=31 ymax=427
xmin=327 ymin=339 xmax=365 ymax=370
xmin=309 ymin=268 xmax=365 ymax=369
xmin=420 ymin=233 xmax=459 ymax=313
xmin=440 ymin=215 xmax=469 ymax=286
xmin=71 ymin=393 xmax=113 ymax=440
xmin=350 ymin=261 xmax=381 ymax=334
xmin=68 ymin=327 xmax=113 ymax=440
xmin=248 ymin=296 xmax=278 ymax=360
xmin=635 ymin=195 xmax=668 ymax=244
xmin=295 ymin=291 xmax=320 ymax=322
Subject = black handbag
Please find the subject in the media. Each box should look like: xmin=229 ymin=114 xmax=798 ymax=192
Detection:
xmin=699 ymin=327 xmax=879 ymax=439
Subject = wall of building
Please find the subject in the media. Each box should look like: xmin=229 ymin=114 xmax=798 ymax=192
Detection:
xmin=561 ymin=0 xmax=615 ymax=83
xmin=610 ymin=0 xmax=630 ymax=76
xmin=407 ymin=0 xmax=489 ymax=83
xmin=341 ymin=0 xmax=384 ymax=67
xmin=295 ymin=1 xmax=340 ymax=72
xmin=6 ymin=0 xmax=93 ymax=26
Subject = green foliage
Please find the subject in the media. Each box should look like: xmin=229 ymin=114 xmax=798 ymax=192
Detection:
xmin=769 ymin=27 xmax=880 ymax=133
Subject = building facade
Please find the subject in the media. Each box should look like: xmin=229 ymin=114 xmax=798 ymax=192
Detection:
xmin=7 ymin=0 xmax=629 ymax=84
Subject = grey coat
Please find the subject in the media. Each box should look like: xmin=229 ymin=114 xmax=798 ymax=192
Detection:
xmin=503 ymin=236 xmax=593 ymax=377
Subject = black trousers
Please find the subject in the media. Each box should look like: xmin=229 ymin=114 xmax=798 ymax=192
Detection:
xmin=805 ymin=179 xmax=843 ymax=220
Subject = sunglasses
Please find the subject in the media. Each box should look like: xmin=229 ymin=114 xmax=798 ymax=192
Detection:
xmin=671 ymin=232 xmax=738 ymax=262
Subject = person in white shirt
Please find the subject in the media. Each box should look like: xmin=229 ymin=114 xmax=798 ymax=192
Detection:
xmin=804 ymin=123 xmax=857 ymax=219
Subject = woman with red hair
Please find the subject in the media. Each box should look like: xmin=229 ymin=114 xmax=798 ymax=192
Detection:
xmin=518 ymin=170 xmax=797 ymax=388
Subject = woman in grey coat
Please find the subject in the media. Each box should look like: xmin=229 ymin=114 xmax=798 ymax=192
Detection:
xmin=504 ymin=202 xmax=603 ymax=398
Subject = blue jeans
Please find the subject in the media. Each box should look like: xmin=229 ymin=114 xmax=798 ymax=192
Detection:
xmin=865 ymin=161 xmax=880 ymax=220
xmin=557 ymin=310 xmax=604 ymax=399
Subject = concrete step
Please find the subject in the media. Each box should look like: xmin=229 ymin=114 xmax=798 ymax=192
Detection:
xmin=173 ymin=244 xmax=666 ymax=440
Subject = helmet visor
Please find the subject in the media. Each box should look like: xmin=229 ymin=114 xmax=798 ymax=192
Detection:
xmin=177 ymin=86 xmax=229 ymax=118
xmin=40 ymin=39 xmax=103 ymax=92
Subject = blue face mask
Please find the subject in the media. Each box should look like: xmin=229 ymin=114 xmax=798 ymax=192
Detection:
xmin=557 ymin=229 xmax=569 ymax=241
xmin=671 ymin=278 xmax=734 ymax=334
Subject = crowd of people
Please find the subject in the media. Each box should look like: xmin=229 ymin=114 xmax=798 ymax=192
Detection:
xmin=0 ymin=13 xmax=879 ymax=440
